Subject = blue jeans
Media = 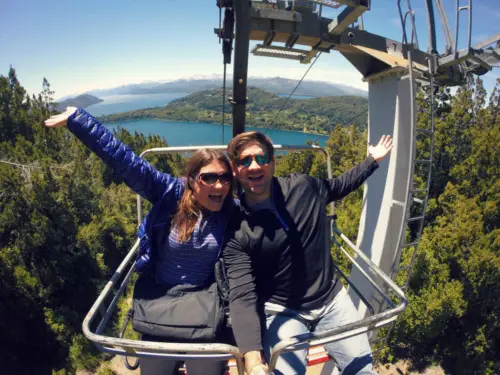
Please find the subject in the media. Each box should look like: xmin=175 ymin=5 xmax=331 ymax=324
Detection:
xmin=263 ymin=288 xmax=376 ymax=375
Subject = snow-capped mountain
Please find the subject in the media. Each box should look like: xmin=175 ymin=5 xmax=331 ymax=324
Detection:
xmin=84 ymin=75 xmax=367 ymax=98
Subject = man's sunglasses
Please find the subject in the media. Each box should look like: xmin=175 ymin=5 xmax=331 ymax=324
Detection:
xmin=197 ymin=172 xmax=232 ymax=186
xmin=235 ymin=153 xmax=271 ymax=168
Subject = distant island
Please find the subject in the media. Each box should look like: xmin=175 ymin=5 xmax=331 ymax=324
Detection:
xmin=99 ymin=87 xmax=368 ymax=134
xmin=56 ymin=94 xmax=103 ymax=111
xmin=85 ymin=76 xmax=368 ymax=98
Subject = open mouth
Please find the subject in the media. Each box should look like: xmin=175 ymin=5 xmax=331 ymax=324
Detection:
xmin=248 ymin=175 xmax=264 ymax=183
xmin=208 ymin=194 xmax=223 ymax=203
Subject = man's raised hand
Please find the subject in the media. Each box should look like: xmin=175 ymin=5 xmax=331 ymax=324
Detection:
xmin=368 ymin=135 xmax=393 ymax=163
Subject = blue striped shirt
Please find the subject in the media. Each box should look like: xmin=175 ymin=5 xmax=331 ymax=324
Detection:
xmin=155 ymin=211 xmax=226 ymax=286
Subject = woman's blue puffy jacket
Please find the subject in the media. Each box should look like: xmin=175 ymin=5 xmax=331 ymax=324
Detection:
xmin=67 ymin=108 xmax=186 ymax=272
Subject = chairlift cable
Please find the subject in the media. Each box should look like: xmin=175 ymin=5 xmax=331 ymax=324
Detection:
xmin=270 ymin=51 xmax=323 ymax=128
xmin=218 ymin=6 xmax=222 ymax=44
xmin=310 ymin=108 xmax=369 ymax=144
xmin=221 ymin=62 xmax=227 ymax=144
xmin=219 ymin=1 xmax=223 ymax=144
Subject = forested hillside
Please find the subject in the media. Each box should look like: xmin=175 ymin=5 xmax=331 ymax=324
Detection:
xmin=1 ymin=67 xmax=498 ymax=375
xmin=99 ymin=87 xmax=369 ymax=133
xmin=0 ymin=68 xmax=182 ymax=374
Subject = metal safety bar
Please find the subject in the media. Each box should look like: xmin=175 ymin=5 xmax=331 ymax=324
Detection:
xmin=83 ymin=144 xmax=406 ymax=374
xmin=82 ymin=238 xmax=245 ymax=372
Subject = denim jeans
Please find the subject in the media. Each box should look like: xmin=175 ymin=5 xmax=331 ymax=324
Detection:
xmin=263 ymin=287 xmax=376 ymax=375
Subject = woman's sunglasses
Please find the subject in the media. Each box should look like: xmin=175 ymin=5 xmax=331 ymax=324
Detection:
xmin=235 ymin=153 xmax=271 ymax=168
xmin=197 ymin=172 xmax=232 ymax=186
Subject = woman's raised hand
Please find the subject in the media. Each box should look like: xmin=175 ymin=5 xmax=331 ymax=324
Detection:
xmin=44 ymin=107 xmax=78 ymax=128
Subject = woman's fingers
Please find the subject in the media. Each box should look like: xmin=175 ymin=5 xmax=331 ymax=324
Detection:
xmin=44 ymin=107 xmax=78 ymax=128
xmin=44 ymin=113 xmax=69 ymax=127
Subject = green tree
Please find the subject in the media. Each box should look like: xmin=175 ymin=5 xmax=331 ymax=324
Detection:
xmin=0 ymin=68 xmax=185 ymax=374
xmin=389 ymin=78 xmax=500 ymax=375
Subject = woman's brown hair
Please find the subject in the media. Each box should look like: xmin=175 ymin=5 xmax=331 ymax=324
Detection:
xmin=172 ymin=149 xmax=234 ymax=242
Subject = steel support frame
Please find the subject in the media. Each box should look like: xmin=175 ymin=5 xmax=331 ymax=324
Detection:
xmin=232 ymin=0 xmax=251 ymax=136
xmin=349 ymin=71 xmax=417 ymax=318
xmin=328 ymin=0 xmax=369 ymax=36
xmin=249 ymin=5 xmax=434 ymax=76
xmin=247 ymin=2 xmax=497 ymax=85
xmin=436 ymin=32 xmax=500 ymax=74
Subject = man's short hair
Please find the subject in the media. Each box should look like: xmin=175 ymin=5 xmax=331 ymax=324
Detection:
xmin=227 ymin=131 xmax=274 ymax=163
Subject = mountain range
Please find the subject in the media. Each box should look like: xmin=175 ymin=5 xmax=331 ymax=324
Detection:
xmin=99 ymin=87 xmax=368 ymax=134
xmin=84 ymin=75 xmax=367 ymax=98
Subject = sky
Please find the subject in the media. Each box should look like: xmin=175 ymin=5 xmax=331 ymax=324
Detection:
xmin=1 ymin=0 xmax=498 ymax=99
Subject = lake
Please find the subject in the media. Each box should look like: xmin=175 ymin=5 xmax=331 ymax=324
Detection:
xmin=105 ymin=119 xmax=329 ymax=147
xmin=86 ymin=92 xmax=189 ymax=116
xmin=86 ymin=92 xmax=330 ymax=147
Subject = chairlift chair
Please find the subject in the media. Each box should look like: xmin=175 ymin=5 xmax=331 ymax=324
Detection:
xmin=83 ymin=144 xmax=406 ymax=374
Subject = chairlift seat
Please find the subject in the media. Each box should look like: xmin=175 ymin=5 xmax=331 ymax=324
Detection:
xmin=82 ymin=145 xmax=406 ymax=375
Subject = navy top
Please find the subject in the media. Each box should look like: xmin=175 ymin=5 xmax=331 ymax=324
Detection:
xmin=156 ymin=210 xmax=227 ymax=286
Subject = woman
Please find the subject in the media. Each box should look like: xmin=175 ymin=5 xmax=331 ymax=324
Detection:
xmin=45 ymin=107 xmax=234 ymax=375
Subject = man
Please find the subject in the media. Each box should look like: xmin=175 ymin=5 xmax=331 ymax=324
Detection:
xmin=223 ymin=131 xmax=393 ymax=375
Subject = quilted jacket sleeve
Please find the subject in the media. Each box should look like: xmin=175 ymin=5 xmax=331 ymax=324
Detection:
xmin=67 ymin=108 xmax=177 ymax=204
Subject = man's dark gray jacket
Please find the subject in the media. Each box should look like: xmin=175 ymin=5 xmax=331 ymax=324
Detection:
xmin=223 ymin=156 xmax=379 ymax=354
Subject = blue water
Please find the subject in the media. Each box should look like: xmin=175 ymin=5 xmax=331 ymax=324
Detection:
xmin=105 ymin=119 xmax=329 ymax=147
xmin=86 ymin=92 xmax=329 ymax=146
xmin=86 ymin=92 xmax=189 ymax=116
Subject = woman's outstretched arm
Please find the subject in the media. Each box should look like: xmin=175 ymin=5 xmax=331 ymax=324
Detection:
xmin=45 ymin=107 xmax=179 ymax=204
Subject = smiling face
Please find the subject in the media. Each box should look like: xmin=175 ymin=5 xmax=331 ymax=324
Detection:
xmin=232 ymin=142 xmax=275 ymax=204
xmin=190 ymin=160 xmax=232 ymax=212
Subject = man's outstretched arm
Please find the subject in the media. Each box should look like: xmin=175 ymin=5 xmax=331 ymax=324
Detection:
xmin=321 ymin=135 xmax=393 ymax=203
